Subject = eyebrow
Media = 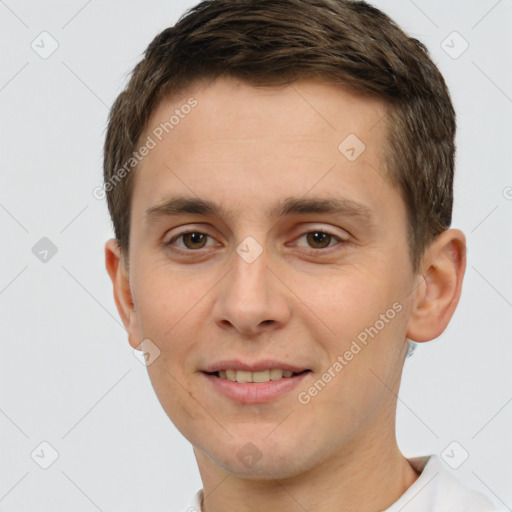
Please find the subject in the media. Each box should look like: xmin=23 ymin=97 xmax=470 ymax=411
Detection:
xmin=144 ymin=195 xmax=376 ymax=226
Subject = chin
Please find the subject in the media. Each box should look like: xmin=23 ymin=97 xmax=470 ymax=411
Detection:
xmin=201 ymin=435 xmax=316 ymax=480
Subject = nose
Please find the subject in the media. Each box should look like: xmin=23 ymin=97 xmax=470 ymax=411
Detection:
xmin=212 ymin=242 xmax=291 ymax=337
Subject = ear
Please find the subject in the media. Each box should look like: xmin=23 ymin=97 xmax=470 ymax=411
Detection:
xmin=406 ymin=229 xmax=466 ymax=342
xmin=104 ymin=238 xmax=141 ymax=350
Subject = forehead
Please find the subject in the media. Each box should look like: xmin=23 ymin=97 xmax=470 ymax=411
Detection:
xmin=152 ymin=75 xmax=386 ymax=140
xmin=131 ymin=76 xmax=395 ymax=225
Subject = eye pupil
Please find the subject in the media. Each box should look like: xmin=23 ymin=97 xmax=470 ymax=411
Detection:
xmin=307 ymin=231 xmax=331 ymax=249
xmin=184 ymin=232 xmax=207 ymax=249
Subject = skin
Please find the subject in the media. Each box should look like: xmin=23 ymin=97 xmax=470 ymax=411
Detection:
xmin=105 ymin=76 xmax=466 ymax=512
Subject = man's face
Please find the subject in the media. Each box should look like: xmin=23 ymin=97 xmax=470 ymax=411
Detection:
xmin=123 ymin=76 xmax=420 ymax=478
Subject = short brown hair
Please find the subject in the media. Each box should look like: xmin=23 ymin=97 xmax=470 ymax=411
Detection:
xmin=103 ymin=0 xmax=456 ymax=272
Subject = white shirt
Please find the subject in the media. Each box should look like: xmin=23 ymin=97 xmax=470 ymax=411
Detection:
xmin=179 ymin=454 xmax=502 ymax=511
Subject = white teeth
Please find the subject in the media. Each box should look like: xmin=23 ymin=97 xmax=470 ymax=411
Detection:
xmin=252 ymin=370 xmax=270 ymax=383
xmin=216 ymin=368 xmax=300 ymax=382
xmin=236 ymin=370 xmax=252 ymax=383
xmin=269 ymin=368 xmax=283 ymax=380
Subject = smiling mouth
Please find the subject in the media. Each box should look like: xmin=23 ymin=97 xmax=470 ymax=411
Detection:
xmin=205 ymin=369 xmax=311 ymax=383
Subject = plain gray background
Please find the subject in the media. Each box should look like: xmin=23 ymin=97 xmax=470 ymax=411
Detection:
xmin=1 ymin=1 xmax=511 ymax=510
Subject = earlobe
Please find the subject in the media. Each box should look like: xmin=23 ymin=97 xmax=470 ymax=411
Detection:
xmin=406 ymin=229 xmax=466 ymax=343
xmin=104 ymin=239 xmax=140 ymax=349
xmin=128 ymin=310 xmax=142 ymax=351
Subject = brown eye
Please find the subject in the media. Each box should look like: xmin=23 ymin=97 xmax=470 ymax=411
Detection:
xmin=306 ymin=231 xmax=334 ymax=249
xmin=181 ymin=232 xmax=208 ymax=249
xmin=166 ymin=231 xmax=213 ymax=252
xmin=291 ymin=229 xmax=348 ymax=255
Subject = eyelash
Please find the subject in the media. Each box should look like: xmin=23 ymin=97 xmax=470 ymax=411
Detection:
xmin=165 ymin=229 xmax=348 ymax=255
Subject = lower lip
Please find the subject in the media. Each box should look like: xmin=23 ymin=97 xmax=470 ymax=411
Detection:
xmin=201 ymin=372 xmax=310 ymax=404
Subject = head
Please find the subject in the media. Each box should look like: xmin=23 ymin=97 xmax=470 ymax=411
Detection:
xmin=104 ymin=0 xmax=466 ymax=479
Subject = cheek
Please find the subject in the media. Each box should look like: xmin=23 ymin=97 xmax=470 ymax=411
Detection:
xmin=145 ymin=359 xmax=207 ymax=442
xmin=295 ymin=265 xmax=389 ymax=337
xmin=134 ymin=270 xmax=207 ymax=430
xmin=132 ymin=263 xmax=204 ymax=340
xmin=297 ymin=265 xmax=408 ymax=386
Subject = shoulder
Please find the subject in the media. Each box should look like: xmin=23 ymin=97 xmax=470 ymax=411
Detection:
xmin=387 ymin=454 xmax=501 ymax=512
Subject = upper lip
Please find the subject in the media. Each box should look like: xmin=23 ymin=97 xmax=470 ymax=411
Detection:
xmin=202 ymin=359 xmax=310 ymax=373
